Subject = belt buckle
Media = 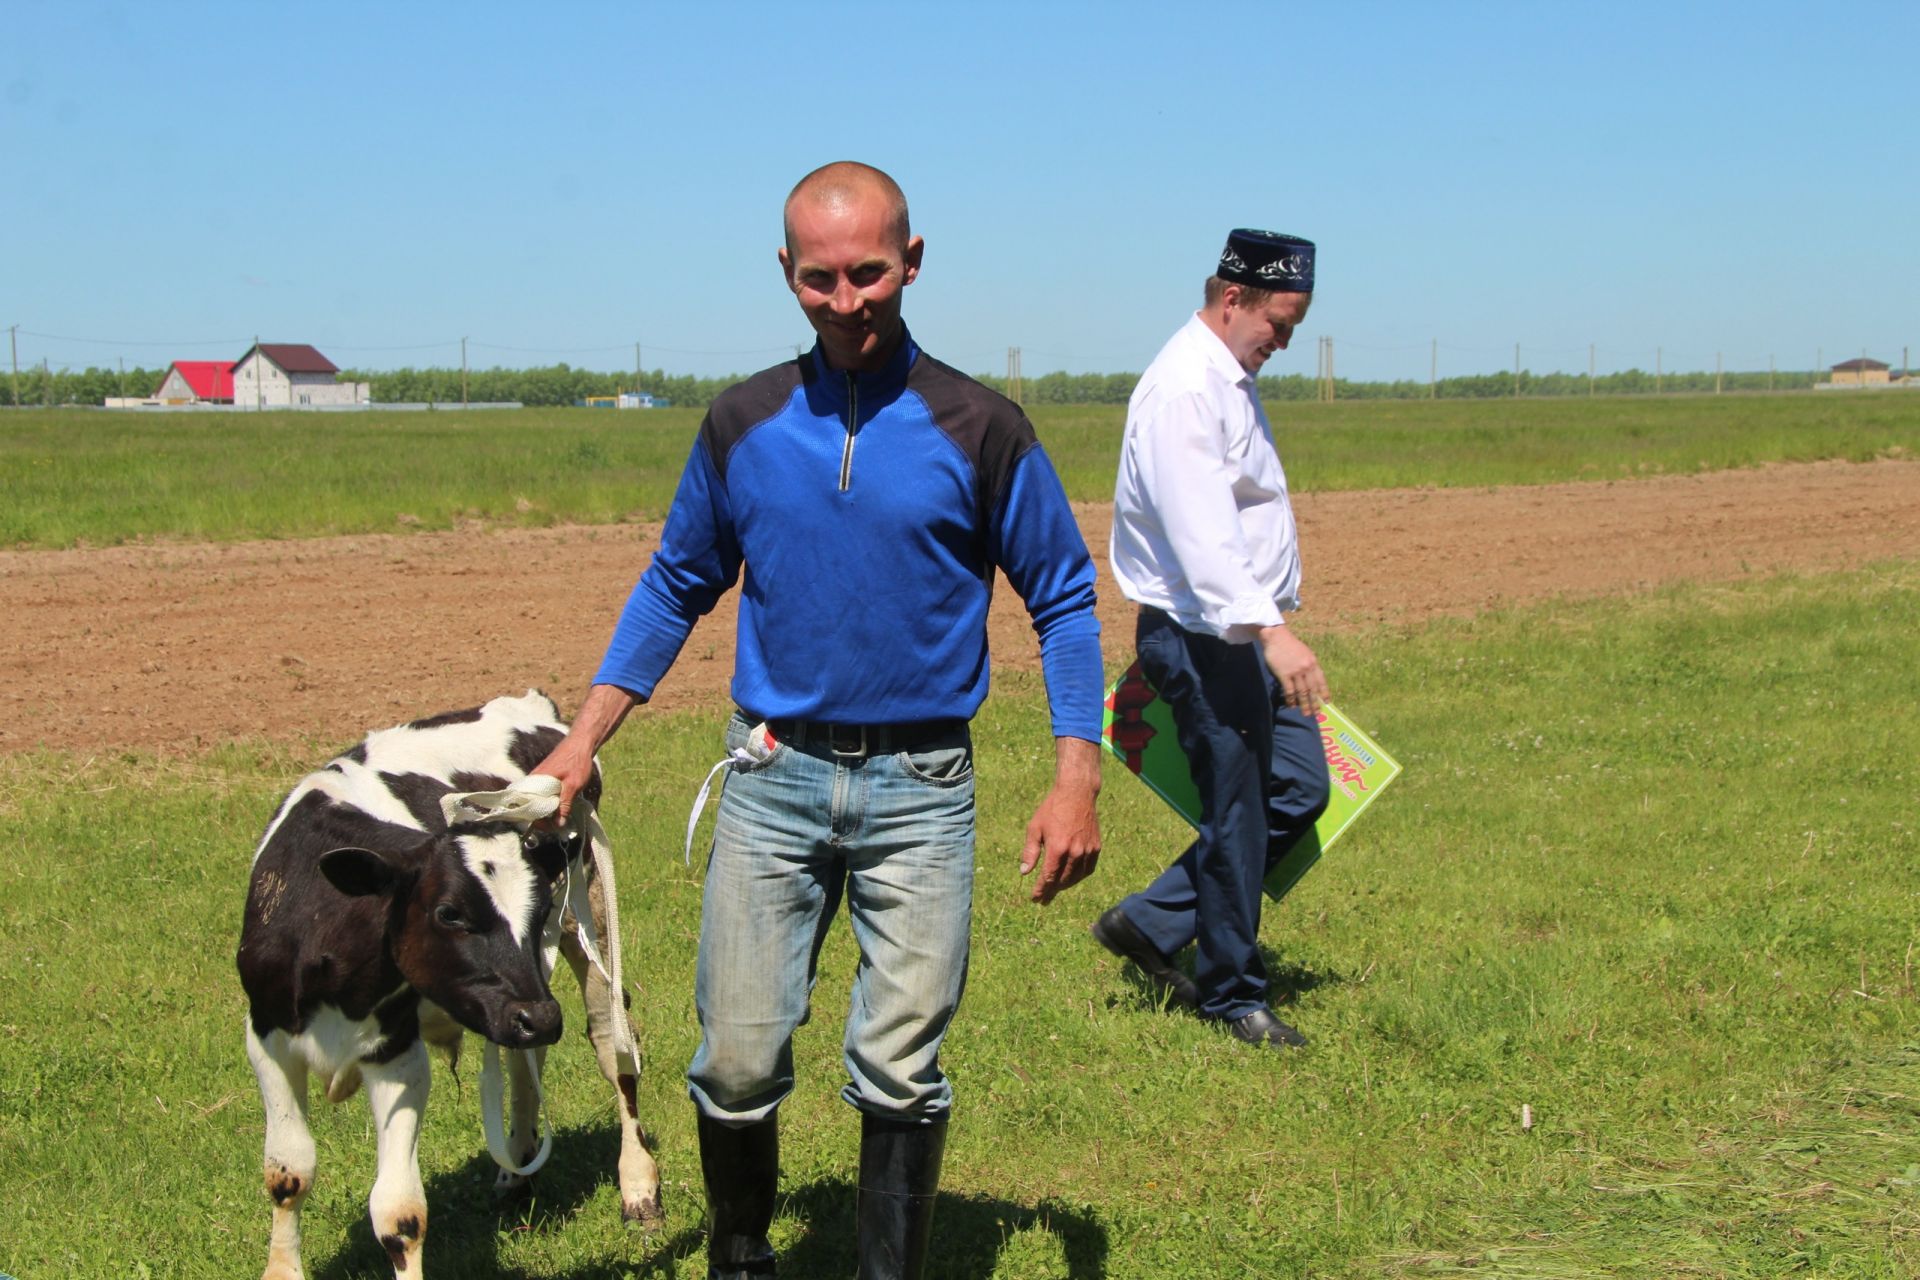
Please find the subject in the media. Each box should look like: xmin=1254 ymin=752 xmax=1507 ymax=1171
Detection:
xmin=829 ymin=723 xmax=868 ymax=759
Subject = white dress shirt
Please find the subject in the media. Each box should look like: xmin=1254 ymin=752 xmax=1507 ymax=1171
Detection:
xmin=1110 ymin=312 xmax=1301 ymax=643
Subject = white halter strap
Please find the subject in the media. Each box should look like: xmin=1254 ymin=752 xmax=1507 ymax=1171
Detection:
xmin=440 ymin=775 xmax=630 ymax=1178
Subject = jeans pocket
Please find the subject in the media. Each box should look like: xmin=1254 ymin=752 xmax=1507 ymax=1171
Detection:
xmin=724 ymin=715 xmax=786 ymax=772
xmin=897 ymin=742 xmax=973 ymax=787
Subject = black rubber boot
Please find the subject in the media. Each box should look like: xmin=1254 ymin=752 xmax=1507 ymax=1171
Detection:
xmin=697 ymin=1110 xmax=779 ymax=1279
xmin=856 ymin=1113 xmax=948 ymax=1280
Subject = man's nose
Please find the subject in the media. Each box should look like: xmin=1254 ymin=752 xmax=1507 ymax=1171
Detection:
xmin=830 ymin=280 xmax=862 ymax=315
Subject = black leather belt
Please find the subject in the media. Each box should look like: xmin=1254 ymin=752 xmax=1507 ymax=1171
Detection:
xmin=767 ymin=717 xmax=968 ymax=760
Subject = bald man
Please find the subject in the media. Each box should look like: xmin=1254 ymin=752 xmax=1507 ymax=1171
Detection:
xmin=535 ymin=162 xmax=1104 ymax=1280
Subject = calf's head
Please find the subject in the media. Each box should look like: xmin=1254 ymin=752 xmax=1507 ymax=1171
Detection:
xmin=320 ymin=826 xmax=571 ymax=1048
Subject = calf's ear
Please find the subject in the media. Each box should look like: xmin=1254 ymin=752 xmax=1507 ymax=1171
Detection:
xmin=320 ymin=846 xmax=408 ymax=898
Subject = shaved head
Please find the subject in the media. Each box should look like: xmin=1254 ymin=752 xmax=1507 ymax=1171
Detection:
xmin=784 ymin=161 xmax=911 ymax=256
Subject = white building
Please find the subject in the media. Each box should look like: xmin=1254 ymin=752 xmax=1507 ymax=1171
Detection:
xmin=231 ymin=344 xmax=369 ymax=409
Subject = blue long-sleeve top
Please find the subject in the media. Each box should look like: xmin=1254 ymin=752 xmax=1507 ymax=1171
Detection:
xmin=595 ymin=332 xmax=1104 ymax=741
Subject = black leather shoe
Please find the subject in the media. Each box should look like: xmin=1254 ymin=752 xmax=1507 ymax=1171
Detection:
xmin=1091 ymin=906 xmax=1200 ymax=1009
xmin=1220 ymin=1006 xmax=1307 ymax=1049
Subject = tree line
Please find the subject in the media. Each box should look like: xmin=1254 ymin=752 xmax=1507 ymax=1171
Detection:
xmin=1 ymin=361 xmax=1829 ymax=409
xmin=970 ymin=367 xmax=1827 ymax=404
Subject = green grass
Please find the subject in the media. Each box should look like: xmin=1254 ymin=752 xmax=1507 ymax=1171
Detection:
xmin=1035 ymin=392 xmax=1920 ymax=501
xmin=4 ymin=392 xmax=1917 ymax=548
xmin=0 ymin=407 xmax=708 ymax=549
xmin=3 ymin=564 xmax=1916 ymax=1277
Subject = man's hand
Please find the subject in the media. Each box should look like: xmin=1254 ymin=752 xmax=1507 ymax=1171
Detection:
xmin=1021 ymin=736 xmax=1102 ymax=904
xmin=530 ymin=683 xmax=639 ymax=824
xmin=1259 ymin=624 xmax=1329 ymax=716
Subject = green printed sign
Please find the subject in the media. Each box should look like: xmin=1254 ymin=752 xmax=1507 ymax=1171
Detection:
xmin=1101 ymin=659 xmax=1403 ymax=902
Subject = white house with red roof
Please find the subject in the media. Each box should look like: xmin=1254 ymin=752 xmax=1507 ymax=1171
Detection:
xmin=231 ymin=343 xmax=369 ymax=409
xmin=153 ymin=360 xmax=236 ymax=404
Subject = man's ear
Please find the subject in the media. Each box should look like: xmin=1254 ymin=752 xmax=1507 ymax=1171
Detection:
xmin=320 ymin=847 xmax=408 ymax=898
xmin=903 ymin=234 xmax=924 ymax=286
xmin=778 ymin=245 xmax=796 ymax=291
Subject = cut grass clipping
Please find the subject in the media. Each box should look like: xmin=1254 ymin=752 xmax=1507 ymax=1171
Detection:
xmin=0 ymin=563 xmax=1915 ymax=1277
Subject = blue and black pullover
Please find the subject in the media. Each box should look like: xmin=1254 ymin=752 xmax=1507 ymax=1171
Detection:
xmin=595 ymin=331 xmax=1103 ymax=741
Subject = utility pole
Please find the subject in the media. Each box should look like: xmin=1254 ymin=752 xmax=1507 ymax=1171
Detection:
xmin=8 ymin=324 xmax=19 ymax=408
xmin=1715 ymin=352 xmax=1722 ymax=395
xmin=634 ymin=341 xmax=642 ymax=394
xmin=118 ymin=356 xmax=126 ymax=402
xmin=1656 ymin=346 xmax=1662 ymax=395
xmin=1513 ymin=342 xmax=1521 ymax=397
xmin=1588 ymin=343 xmax=1595 ymax=396
xmin=1006 ymin=347 xmax=1023 ymax=406
xmin=43 ymin=358 xmax=53 ymax=407
xmin=1429 ymin=338 xmax=1436 ymax=399
xmin=254 ymin=334 xmax=264 ymax=411
xmin=461 ymin=337 xmax=469 ymax=408
xmin=1769 ymin=354 xmax=1775 ymax=393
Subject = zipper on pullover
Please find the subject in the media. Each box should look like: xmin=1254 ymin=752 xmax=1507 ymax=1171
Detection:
xmin=838 ymin=372 xmax=858 ymax=491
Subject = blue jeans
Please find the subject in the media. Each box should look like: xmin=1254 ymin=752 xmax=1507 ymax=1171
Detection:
xmin=687 ymin=712 xmax=976 ymax=1124
xmin=1120 ymin=609 xmax=1331 ymax=1021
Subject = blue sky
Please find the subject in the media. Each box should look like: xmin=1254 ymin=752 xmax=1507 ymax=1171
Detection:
xmin=4 ymin=2 xmax=1913 ymax=383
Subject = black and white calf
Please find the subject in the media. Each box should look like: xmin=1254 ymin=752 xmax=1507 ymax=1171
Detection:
xmin=236 ymin=691 xmax=661 ymax=1279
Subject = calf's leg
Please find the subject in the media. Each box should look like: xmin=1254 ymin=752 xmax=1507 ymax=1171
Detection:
xmin=246 ymin=1025 xmax=316 ymax=1280
xmin=363 ymin=1042 xmax=431 ymax=1276
xmin=559 ymin=867 xmax=664 ymax=1224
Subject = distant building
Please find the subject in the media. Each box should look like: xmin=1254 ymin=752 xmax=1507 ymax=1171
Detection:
xmin=232 ymin=343 xmax=369 ymax=408
xmin=1828 ymin=357 xmax=1891 ymax=387
xmin=153 ymin=360 xmax=235 ymax=404
xmin=617 ymin=391 xmax=668 ymax=409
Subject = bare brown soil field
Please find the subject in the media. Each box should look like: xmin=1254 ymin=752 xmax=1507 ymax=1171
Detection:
xmin=3 ymin=460 xmax=1915 ymax=756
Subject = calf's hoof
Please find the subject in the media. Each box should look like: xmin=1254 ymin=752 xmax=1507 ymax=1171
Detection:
xmin=621 ymin=1186 xmax=665 ymax=1226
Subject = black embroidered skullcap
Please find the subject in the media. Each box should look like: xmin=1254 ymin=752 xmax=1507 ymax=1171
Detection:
xmin=1217 ymin=229 xmax=1315 ymax=293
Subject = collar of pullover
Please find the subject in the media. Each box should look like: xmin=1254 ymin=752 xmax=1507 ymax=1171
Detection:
xmin=807 ymin=328 xmax=920 ymax=405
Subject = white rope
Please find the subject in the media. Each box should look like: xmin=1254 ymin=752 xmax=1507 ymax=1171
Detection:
xmin=440 ymin=774 xmax=629 ymax=1175
xmin=479 ymin=1043 xmax=553 ymax=1177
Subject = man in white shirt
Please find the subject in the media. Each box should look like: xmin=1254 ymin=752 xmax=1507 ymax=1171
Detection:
xmin=1096 ymin=229 xmax=1331 ymax=1049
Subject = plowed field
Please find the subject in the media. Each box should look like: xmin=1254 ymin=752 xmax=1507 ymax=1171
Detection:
xmin=5 ymin=459 xmax=1915 ymax=754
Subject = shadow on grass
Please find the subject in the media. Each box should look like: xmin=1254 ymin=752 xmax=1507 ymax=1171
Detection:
xmin=770 ymin=1177 xmax=1109 ymax=1280
xmin=307 ymin=1118 xmax=655 ymax=1280
xmin=1108 ymin=943 xmax=1343 ymax=1015
xmin=306 ymin=1124 xmax=1107 ymax=1279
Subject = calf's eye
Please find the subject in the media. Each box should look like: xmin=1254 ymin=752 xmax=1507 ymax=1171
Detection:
xmin=434 ymin=904 xmax=468 ymax=931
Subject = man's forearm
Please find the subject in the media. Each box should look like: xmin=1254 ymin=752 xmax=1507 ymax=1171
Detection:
xmin=1053 ymin=734 xmax=1103 ymax=797
xmin=569 ymin=683 xmax=642 ymax=754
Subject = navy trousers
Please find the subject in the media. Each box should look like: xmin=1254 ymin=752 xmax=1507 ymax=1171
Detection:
xmin=1119 ymin=608 xmax=1331 ymax=1021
